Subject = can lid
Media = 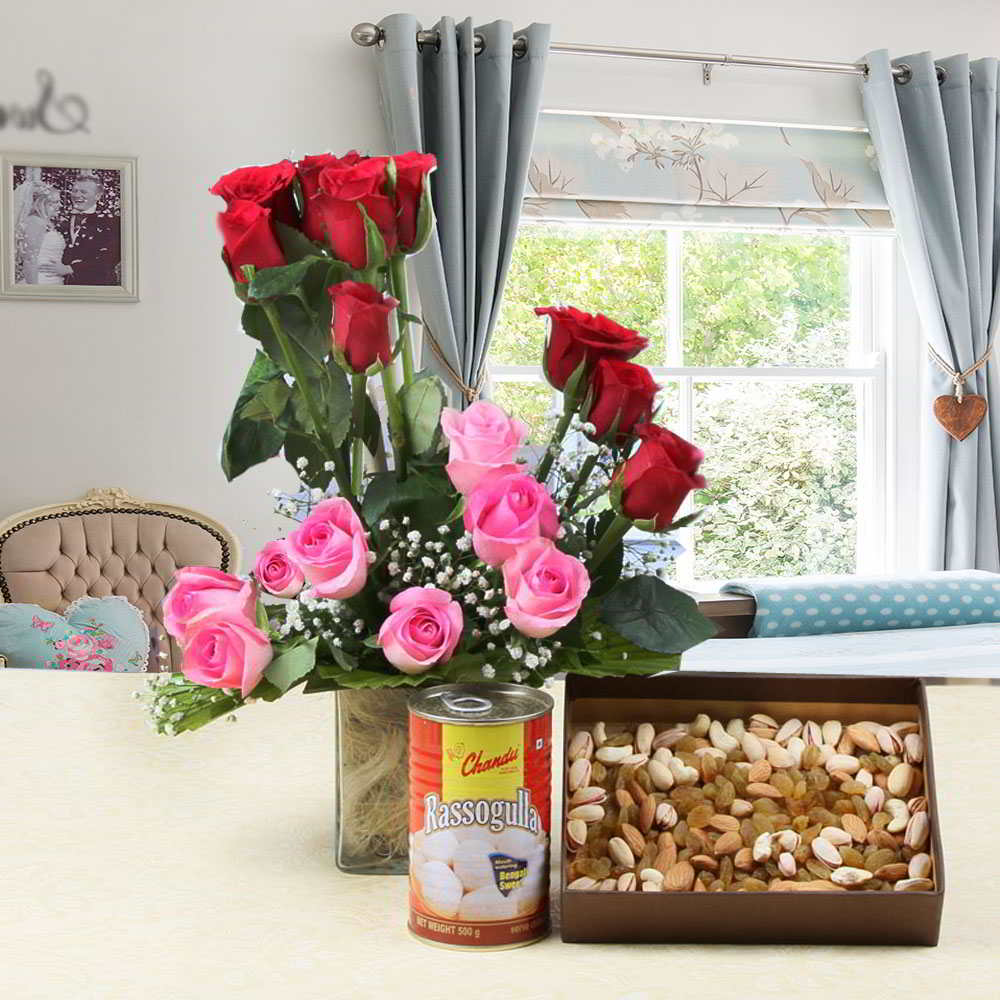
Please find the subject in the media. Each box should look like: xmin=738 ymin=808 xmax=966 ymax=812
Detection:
xmin=409 ymin=683 xmax=553 ymax=725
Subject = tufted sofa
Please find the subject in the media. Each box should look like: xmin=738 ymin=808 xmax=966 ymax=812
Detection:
xmin=0 ymin=488 xmax=241 ymax=670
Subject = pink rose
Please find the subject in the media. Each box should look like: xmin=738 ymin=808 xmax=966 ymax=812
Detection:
xmin=378 ymin=586 xmax=463 ymax=674
xmin=441 ymin=401 xmax=528 ymax=495
xmin=86 ymin=654 xmax=115 ymax=672
xmin=163 ymin=567 xmax=256 ymax=643
xmin=181 ymin=609 xmax=273 ymax=697
xmin=502 ymin=538 xmax=590 ymax=639
xmin=66 ymin=633 xmax=97 ymax=656
xmin=254 ymin=539 xmax=305 ymax=597
xmin=97 ymin=636 xmax=115 ymax=649
xmin=286 ymin=498 xmax=369 ymax=600
xmin=463 ymin=473 xmax=561 ymax=567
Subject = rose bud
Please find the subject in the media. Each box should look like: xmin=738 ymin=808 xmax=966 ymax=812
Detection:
xmin=253 ymin=539 xmax=305 ymax=598
xmin=313 ymin=157 xmax=397 ymax=269
xmin=210 ymin=160 xmax=298 ymax=227
xmin=328 ymin=281 xmax=399 ymax=374
xmin=217 ymin=200 xmax=286 ymax=282
xmin=392 ymin=150 xmax=437 ymax=253
xmin=503 ymin=538 xmax=590 ymax=639
xmin=180 ymin=610 xmax=273 ymax=698
xmin=296 ymin=151 xmax=363 ymax=243
xmin=618 ymin=423 xmax=707 ymax=530
xmin=584 ymin=359 xmax=659 ymax=444
xmin=286 ymin=498 xmax=369 ymax=600
xmin=441 ymin=400 xmax=528 ymax=495
xmin=535 ymin=305 xmax=648 ymax=392
xmin=378 ymin=586 xmax=463 ymax=674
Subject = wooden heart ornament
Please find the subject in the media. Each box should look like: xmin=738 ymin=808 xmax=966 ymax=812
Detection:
xmin=933 ymin=394 xmax=987 ymax=441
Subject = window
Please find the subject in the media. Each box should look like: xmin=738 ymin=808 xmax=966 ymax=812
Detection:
xmin=491 ymin=222 xmax=895 ymax=587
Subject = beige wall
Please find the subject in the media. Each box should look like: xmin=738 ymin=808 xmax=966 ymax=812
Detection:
xmin=1 ymin=0 xmax=997 ymax=565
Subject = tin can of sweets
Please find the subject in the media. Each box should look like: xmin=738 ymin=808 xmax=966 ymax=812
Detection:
xmin=408 ymin=683 xmax=554 ymax=949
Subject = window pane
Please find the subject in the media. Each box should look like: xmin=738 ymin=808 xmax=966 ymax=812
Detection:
xmin=683 ymin=231 xmax=851 ymax=368
xmin=493 ymin=222 xmax=668 ymax=365
xmin=491 ymin=381 xmax=554 ymax=445
xmin=651 ymin=379 xmax=681 ymax=431
xmin=692 ymin=380 xmax=858 ymax=580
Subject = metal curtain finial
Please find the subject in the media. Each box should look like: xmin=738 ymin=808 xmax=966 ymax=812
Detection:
xmin=351 ymin=22 xmax=382 ymax=47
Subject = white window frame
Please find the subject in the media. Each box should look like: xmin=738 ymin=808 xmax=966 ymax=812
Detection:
xmin=491 ymin=220 xmax=898 ymax=588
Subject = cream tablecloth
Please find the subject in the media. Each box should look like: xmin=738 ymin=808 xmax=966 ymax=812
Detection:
xmin=2 ymin=671 xmax=999 ymax=1000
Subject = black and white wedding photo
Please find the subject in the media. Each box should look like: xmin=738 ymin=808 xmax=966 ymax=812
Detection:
xmin=1 ymin=153 xmax=137 ymax=300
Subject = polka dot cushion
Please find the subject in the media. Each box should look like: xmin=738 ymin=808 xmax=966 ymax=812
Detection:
xmin=721 ymin=571 xmax=1000 ymax=637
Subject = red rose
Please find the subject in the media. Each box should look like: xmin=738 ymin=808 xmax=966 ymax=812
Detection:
xmin=535 ymin=306 xmax=648 ymax=391
xmin=296 ymin=151 xmax=363 ymax=243
xmin=210 ymin=161 xmax=298 ymax=228
xmin=619 ymin=423 xmax=706 ymax=530
xmin=218 ymin=200 xmax=286 ymax=282
xmin=328 ymin=281 xmax=399 ymax=373
xmin=313 ymin=158 xmax=397 ymax=269
xmin=392 ymin=151 xmax=437 ymax=251
xmin=585 ymin=360 xmax=659 ymax=444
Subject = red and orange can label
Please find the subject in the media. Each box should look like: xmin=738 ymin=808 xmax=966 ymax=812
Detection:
xmin=408 ymin=684 xmax=553 ymax=949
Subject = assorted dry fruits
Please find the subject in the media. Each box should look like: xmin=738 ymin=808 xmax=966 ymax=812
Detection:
xmin=565 ymin=712 xmax=934 ymax=893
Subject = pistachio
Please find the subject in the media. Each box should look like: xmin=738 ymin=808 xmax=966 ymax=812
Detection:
xmin=820 ymin=826 xmax=852 ymax=847
xmin=767 ymin=745 xmax=796 ymax=769
xmin=824 ymin=753 xmax=861 ymax=775
xmin=904 ymin=811 xmax=930 ymax=850
xmin=566 ymin=819 xmax=588 ymax=851
xmin=903 ymin=732 xmax=924 ymax=764
xmin=567 ymin=757 xmax=591 ymax=792
xmin=908 ymin=853 xmax=933 ymax=879
xmin=864 ymin=786 xmax=886 ymax=814
xmin=822 ymin=720 xmax=843 ymax=746
xmin=776 ymin=830 xmax=801 ymax=852
xmin=568 ymin=876 xmax=598 ymax=890
xmin=655 ymin=802 xmax=679 ymax=829
xmin=568 ymin=804 xmax=605 ymax=823
xmin=635 ymin=722 xmax=655 ymax=756
xmin=785 ymin=736 xmax=806 ymax=767
xmin=621 ymin=753 xmax=650 ymax=767
xmin=888 ymin=762 xmax=917 ymax=798
xmin=617 ymin=872 xmax=637 ymax=891
xmin=830 ymin=866 xmax=873 ymax=887
xmin=894 ymin=877 xmax=934 ymax=892
xmin=592 ymin=721 xmax=608 ymax=747
xmin=803 ymin=721 xmax=823 ymax=746
xmin=652 ymin=727 xmax=688 ymax=750
xmin=608 ymin=837 xmax=634 ymax=868
xmin=750 ymin=712 xmax=779 ymax=729
xmin=774 ymin=718 xmax=803 ymax=744
xmin=877 ymin=726 xmax=903 ymax=755
xmin=596 ymin=744 xmax=632 ymax=765
xmin=778 ymin=852 xmax=797 ymax=878
xmin=689 ymin=713 xmax=711 ymax=738
xmin=568 ymin=730 xmax=594 ymax=762
xmin=569 ymin=786 xmax=607 ymax=807
xmin=811 ymin=837 xmax=842 ymax=869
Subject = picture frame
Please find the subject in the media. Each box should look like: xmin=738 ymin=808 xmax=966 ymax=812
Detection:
xmin=0 ymin=152 xmax=138 ymax=302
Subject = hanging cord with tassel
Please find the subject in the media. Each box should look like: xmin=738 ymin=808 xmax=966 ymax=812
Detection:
xmin=420 ymin=322 xmax=486 ymax=404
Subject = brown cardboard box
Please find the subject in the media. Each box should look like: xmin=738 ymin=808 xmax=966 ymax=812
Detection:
xmin=560 ymin=672 xmax=944 ymax=945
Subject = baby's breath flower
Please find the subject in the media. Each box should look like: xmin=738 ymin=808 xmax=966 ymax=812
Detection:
xmin=481 ymin=664 xmax=496 ymax=679
xmin=295 ymin=456 xmax=309 ymax=470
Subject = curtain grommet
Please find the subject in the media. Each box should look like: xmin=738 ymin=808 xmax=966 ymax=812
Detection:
xmin=513 ymin=35 xmax=529 ymax=59
xmin=894 ymin=62 xmax=913 ymax=85
xmin=936 ymin=64 xmax=948 ymax=85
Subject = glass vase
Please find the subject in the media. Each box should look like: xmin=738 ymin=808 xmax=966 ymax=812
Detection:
xmin=334 ymin=687 xmax=411 ymax=874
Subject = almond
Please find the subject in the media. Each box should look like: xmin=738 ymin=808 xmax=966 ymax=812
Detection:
xmin=747 ymin=760 xmax=772 ymax=784
xmin=654 ymin=842 xmax=677 ymax=874
xmin=771 ymin=879 xmax=844 ymax=891
xmin=663 ymin=860 xmax=696 ymax=891
xmin=734 ymin=847 xmax=755 ymax=871
xmin=621 ymin=823 xmax=645 ymax=857
xmin=888 ymin=762 xmax=916 ymax=797
xmin=709 ymin=813 xmax=741 ymax=833
xmin=690 ymin=854 xmax=720 ymax=872
xmin=873 ymin=863 xmax=909 ymax=881
xmin=746 ymin=782 xmax=783 ymax=799
xmin=841 ymin=813 xmax=867 ymax=842
xmin=639 ymin=796 xmax=656 ymax=835
xmin=846 ymin=724 xmax=881 ymax=752
xmin=713 ymin=831 xmax=743 ymax=855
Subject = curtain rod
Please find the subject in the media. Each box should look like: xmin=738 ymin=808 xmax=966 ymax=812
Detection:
xmin=350 ymin=23 xmax=908 ymax=82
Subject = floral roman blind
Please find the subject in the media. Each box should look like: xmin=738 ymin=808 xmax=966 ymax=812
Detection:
xmin=525 ymin=113 xmax=893 ymax=231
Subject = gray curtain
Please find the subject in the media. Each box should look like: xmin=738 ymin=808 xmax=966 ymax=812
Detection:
xmin=862 ymin=50 xmax=1000 ymax=570
xmin=375 ymin=13 xmax=551 ymax=405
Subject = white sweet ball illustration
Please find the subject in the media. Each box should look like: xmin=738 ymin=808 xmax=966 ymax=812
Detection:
xmin=457 ymin=884 xmax=517 ymax=922
xmin=451 ymin=838 xmax=498 ymax=891
xmin=415 ymin=860 xmax=463 ymax=920
xmin=452 ymin=823 xmax=497 ymax=848
xmin=494 ymin=828 xmax=538 ymax=860
xmin=409 ymin=847 xmax=427 ymax=869
xmin=418 ymin=829 xmax=459 ymax=865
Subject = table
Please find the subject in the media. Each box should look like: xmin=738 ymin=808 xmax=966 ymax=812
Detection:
xmin=2 ymin=671 xmax=999 ymax=1000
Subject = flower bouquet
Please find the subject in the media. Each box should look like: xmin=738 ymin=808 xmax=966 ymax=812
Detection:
xmin=147 ymin=149 xmax=715 ymax=870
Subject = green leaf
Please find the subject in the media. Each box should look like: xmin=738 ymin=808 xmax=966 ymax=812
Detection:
xmin=331 ymin=668 xmax=436 ymax=690
xmin=400 ymin=374 xmax=447 ymax=455
xmin=274 ymin=222 xmax=325 ymax=263
xmin=282 ymin=430 xmax=330 ymax=488
xmin=362 ymin=470 xmax=442 ymax=523
xmin=358 ymin=205 xmax=388 ymax=270
xmin=221 ymin=351 xmax=287 ymax=481
xmin=264 ymin=638 xmax=318 ymax=692
xmin=239 ymin=378 xmax=291 ymax=422
xmin=666 ymin=510 xmax=703 ymax=531
xmin=403 ymin=171 xmax=436 ymax=255
xmin=322 ymin=357 xmax=354 ymax=447
xmin=600 ymin=575 xmax=718 ymax=654
xmin=273 ymin=295 xmax=329 ymax=368
xmin=248 ymin=257 xmax=322 ymax=300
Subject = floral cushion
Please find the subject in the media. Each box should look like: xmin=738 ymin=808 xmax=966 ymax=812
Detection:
xmin=0 ymin=595 xmax=149 ymax=671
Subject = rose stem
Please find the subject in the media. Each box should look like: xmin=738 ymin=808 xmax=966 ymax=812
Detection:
xmin=379 ymin=352 xmax=408 ymax=480
xmin=350 ymin=373 xmax=368 ymax=497
xmin=562 ymin=452 xmax=601 ymax=515
xmin=534 ymin=408 xmax=573 ymax=484
xmin=260 ymin=301 xmax=357 ymax=511
xmin=589 ymin=513 xmax=632 ymax=570
xmin=389 ymin=255 xmax=415 ymax=385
